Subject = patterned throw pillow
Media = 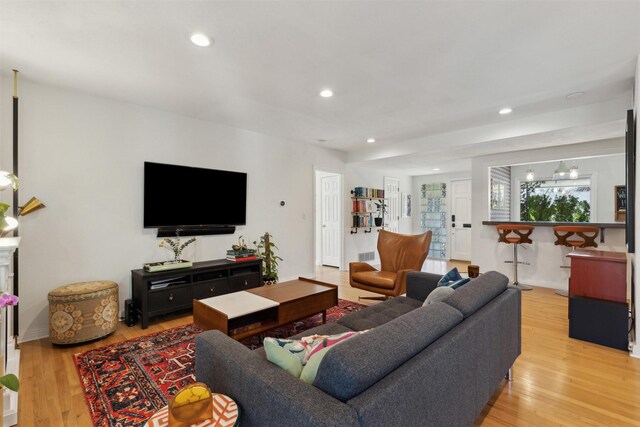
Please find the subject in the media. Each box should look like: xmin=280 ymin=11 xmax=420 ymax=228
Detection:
xmin=264 ymin=330 xmax=366 ymax=384
xmin=437 ymin=267 xmax=471 ymax=289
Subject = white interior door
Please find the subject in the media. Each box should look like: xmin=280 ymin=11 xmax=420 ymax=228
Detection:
xmin=384 ymin=177 xmax=400 ymax=233
xmin=321 ymin=175 xmax=341 ymax=267
xmin=451 ymin=179 xmax=472 ymax=261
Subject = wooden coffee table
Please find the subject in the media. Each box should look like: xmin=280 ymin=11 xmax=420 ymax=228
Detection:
xmin=193 ymin=277 xmax=338 ymax=340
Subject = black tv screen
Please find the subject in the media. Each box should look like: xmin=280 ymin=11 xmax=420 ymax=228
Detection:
xmin=144 ymin=162 xmax=247 ymax=228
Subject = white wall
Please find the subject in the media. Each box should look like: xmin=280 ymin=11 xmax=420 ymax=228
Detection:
xmin=472 ymin=139 xmax=627 ymax=290
xmin=0 ymin=77 xmax=351 ymax=342
xmin=343 ymin=166 xmax=412 ymax=268
xmin=510 ymin=154 xmax=625 ymax=223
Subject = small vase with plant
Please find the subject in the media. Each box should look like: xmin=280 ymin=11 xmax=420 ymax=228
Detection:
xmin=159 ymin=236 xmax=196 ymax=263
xmin=253 ymin=232 xmax=283 ymax=285
xmin=374 ymin=200 xmax=387 ymax=227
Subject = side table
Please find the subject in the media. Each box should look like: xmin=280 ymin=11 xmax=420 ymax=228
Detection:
xmin=145 ymin=393 xmax=240 ymax=427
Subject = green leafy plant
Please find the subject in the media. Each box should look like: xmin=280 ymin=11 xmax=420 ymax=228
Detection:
xmin=159 ymin=237 xmax=196 ymax=262
xmin=374 ymin=200 xmax=387 ymax=219
xmin=520 ymin=182 xmax=590 ymax=222
xmin=253 ymin=232 xmax=283 ymax=283
xmin=0 ymin=373 xmax=19 ymax=392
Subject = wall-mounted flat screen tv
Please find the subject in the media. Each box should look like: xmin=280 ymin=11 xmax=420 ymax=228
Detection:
xmin=144 ymin=162 xmax=247 ymax=228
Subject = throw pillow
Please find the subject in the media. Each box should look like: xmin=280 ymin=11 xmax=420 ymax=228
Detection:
xmin=264 ymin=330 xmax=367 ymax=380
xmin=438 ymin=267 xmax=471 ymax=289
xmin=423 ymin=286 xmax=455 ymax=306
xmin=300 ymin=346 xmax=332 ymax=384
xmin=263 ymin=338 xmax=304 ymax=377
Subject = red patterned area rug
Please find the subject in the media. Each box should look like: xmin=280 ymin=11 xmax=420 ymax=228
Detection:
xmin=74 ymin=298 xmax=365 ymax=427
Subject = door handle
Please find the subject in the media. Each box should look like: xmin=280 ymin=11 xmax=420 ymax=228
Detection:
xmin=451 ymin=214 xmax=455 ymax=222
xmin=463 ymin=224 xmax=471 ymax=228
xmin=452 ymin=223 xmax=456 ymax=227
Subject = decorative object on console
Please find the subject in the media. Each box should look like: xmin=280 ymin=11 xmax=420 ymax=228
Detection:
xmin=254 ymin=232 xmax=282 ymax=284
xmin=160 ymin=236 xmax=196 ymax=263
xmin=227 ymin=235 xmax=257 ymax=261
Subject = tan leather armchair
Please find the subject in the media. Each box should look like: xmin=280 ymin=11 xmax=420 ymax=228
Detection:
xmin=349 ymin=230 xmax=432 ymax=300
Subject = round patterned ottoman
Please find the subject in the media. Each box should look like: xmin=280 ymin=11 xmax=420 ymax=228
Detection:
xmin=48 ymin=281 xmax=119 ymax=344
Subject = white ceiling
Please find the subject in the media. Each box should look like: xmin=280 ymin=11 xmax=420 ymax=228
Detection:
xmin=1 ymin=1 xmax=639 ymax=175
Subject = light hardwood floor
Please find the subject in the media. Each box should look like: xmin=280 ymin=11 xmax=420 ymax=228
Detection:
xmin=18 ymin=261 xmax=640 ymax=426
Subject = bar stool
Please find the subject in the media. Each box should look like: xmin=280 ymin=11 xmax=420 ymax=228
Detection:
xmin=496 ymin=224 xmax=535 ymax=291
xmin=553 ymin=225 xmax=599 ymax=296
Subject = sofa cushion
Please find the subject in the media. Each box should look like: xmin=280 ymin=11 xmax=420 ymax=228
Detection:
xmin=352 ymin=271 xmax=396 ymax=289
xmin=423 ymin=286 xmax=454 ymax=306
xmin=441 ymin=271 xmax=508 ymax=318
xmin=338 ymin=296 xmax=422 ymax=331
xmin=314 ymin=302 xmax=463 ymax=401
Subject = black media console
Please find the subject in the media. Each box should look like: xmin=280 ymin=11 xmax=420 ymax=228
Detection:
xmin=131 ymin=258 xmax=262 ymax=328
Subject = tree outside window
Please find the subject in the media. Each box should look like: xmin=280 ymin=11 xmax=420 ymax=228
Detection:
xmin=520 ymin=179 xmax=591 ymax=222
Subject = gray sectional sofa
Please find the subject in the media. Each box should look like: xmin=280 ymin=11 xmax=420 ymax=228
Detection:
xmin=195 ymin=270 xmax=521 ymax=426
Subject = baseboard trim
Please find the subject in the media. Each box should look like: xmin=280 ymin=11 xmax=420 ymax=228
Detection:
xmin=19 ymin=327 xmax=50 ymax=343
xmin=630 ymin=342 xmax=640 ymax=358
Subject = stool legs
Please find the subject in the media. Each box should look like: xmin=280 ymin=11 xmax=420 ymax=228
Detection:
xmin=510 ymin=244 xmax=533 ymax=291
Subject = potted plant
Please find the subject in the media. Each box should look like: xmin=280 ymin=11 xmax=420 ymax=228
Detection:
xmin=374 ymin=200 xmax=387 ymax=227
xmin=253 ymin=232 xmax=283 ymax=285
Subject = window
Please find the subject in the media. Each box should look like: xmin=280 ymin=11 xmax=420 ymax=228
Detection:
xmin=520 ymin=178 xmax=591 ymax=222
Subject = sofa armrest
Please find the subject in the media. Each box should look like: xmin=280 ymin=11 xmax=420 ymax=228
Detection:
xmin=406 ymin=271 xmax=441 ymax=301
xmin=195 ymin=330 xmax=359 ymax=427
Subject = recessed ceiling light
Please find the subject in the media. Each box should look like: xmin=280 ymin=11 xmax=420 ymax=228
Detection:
xmin=366 ymin=138 xmax=375 ymax=143
xmin=433 ymin=168 xmax=441 ymax=171
xmin=319 ymin=89 xmax=334 ymax=98
xmin=190 ymin=33 xmax=211 ymax=47
xmin=566 ymin=91 xmax=585 ymax=100
xmin=498 ymin=107 xmax=512 ymax=115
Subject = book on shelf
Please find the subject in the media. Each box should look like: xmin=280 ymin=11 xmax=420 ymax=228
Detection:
xmin=226 ymin=255 xmax=258 ymax=262
xmin=353 ymin=187 xmax=385 ymax=199
xmin=352 ymin=200 xmax=377 ymax=213
xmin=226 ymin=249 xmax=256 ymax=256
xmin=352 ymin=213 xmax=375 ymax=228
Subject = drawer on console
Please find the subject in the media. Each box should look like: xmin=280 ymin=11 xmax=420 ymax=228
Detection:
xmin=148 ymin=286 xmax=191 ymax=312
xmin=193 ymin=279 xmax=231 ymax=300
xmin=229 ymin=273 xmax=261 ymax=290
